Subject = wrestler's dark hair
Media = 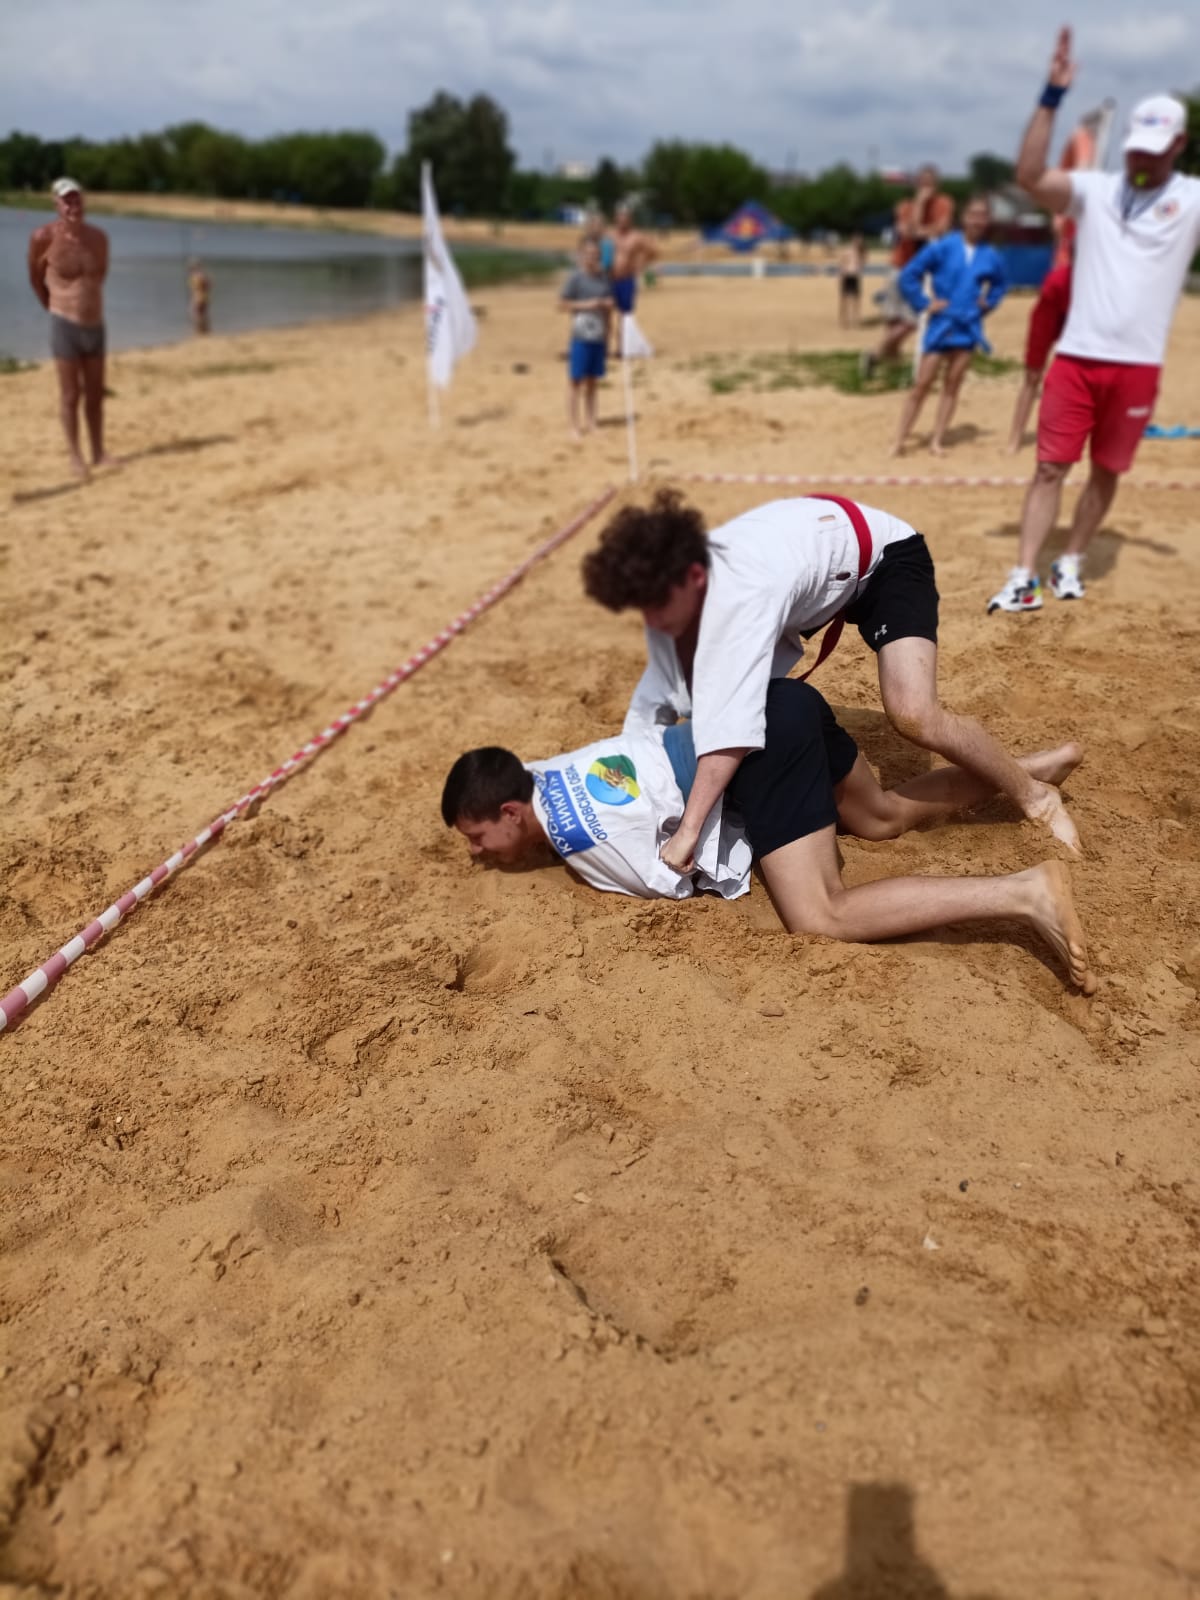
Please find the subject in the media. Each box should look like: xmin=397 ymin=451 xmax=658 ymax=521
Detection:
xmin=581 ymin=489 xmax=710 ymax=612
xmin=441 ymin=747 xmax=534 ymax=826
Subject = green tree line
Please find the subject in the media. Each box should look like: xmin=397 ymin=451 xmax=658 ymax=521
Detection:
xmin=4 ymin=86 xmax=1198 ymax=229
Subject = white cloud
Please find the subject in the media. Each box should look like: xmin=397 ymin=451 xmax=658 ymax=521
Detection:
xmin=2 ymin=1 xmax=1197 ymax=172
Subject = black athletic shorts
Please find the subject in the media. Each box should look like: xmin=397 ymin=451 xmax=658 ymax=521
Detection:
xmin=726 ymin=679 xmax=859 ymax=859
xmin=844 ymin=532 xmax=939 ymax=653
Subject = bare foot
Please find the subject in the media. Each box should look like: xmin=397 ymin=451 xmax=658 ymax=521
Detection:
xmin=93 ymin=452 xmax=122 ymax=469
xmin=1023 ymin=861 xmax=1097 ymax=993
xmin=929 ymin=441 xmax=946 ymax=457
xmin=69 ymin=454 xmax=89 ymax=481
xmin=1026 ymin=781 xmax=1081 ymax=856
xmin=889 ymin=443 xmax=905 ymax=459
xmin=1005 ymin=440 xmax=1021 ymax=455
xmin=1018 ymin=741 xmax=1084 ymax=789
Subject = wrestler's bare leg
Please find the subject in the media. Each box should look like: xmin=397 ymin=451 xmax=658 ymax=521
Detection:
xmin=877 ymin=636 xmax=1081 ymax=854
xmin=758 ymin=824 xmax=1095 ymax=992
xmin=834 ymin=742 xmax=1084 ymax=841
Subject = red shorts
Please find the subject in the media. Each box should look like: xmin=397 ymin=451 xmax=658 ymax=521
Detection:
xmin=1037 ymin=354 xmax=1160 ymax=474
xmin=1023 ymin=263 xmax=1072 ymax=372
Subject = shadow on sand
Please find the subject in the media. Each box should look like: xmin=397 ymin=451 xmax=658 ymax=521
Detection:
xmin=810 ymin=1482 xmax=1005 ymax=1600
xmin=12 ymin=433 xmax=236 ymax=505
xmin=985 ymin=519 xmax=1178 ymax=580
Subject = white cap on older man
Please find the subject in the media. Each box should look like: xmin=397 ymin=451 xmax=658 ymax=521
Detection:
xmin=1124 ymin=96 xmax=1187 ymax=156
xmin=51 ymin=176 xmax=83 ymax=198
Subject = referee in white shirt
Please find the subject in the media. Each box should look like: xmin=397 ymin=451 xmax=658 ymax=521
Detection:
xmin=989 ymin=27 xmax=1200 ymax=614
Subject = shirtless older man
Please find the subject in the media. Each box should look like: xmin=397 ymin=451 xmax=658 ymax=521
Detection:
xmin=27 ymin=177 xmax=117 ymax=479
xmin=609 ymin=203 xmax=658 ymax=353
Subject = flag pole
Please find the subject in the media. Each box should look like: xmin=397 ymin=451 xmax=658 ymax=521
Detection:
xmin=621 ymin=316 xmax=638 ymax=483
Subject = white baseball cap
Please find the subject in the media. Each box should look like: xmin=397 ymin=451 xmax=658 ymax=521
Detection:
xmin=51 ymin=175 xmax=83 ymax=198
xmin=1124 ymin=96 xmax=1187 ymax=156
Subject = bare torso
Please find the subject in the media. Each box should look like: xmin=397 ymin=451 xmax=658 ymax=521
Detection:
xmin=29 ymin=220 xmax=109 ymax=325
xmin=612 ymin=226 xmax=655 ymax=280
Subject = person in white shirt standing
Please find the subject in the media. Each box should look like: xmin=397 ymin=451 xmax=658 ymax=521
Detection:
xmin=582 ymin=489 xmax=1083 ymax=874
xmin=989 ymin=27 xmax=1200 ymax=613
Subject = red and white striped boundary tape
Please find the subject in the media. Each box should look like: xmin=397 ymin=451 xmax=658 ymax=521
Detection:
xmin=1 ymin=485 xmax=617 ymax=1033
xmin=682 ymin=469 xmax=1200 ymax=492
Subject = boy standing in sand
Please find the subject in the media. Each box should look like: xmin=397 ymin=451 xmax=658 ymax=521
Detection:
xmin=560 ymin=237 xmax=613 ymax=438
xmin=26 ymin=177 xmax=118 ymax=480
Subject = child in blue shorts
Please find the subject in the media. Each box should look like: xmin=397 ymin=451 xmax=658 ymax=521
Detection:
xmin=560 ymin=237 xmax=613 ymax=437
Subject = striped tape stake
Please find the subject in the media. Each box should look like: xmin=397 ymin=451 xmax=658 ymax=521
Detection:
xmin=682 ymin=469 xmax=1200 ymax=492
xmin=1 ymin=485 xmax=617 ymax=1034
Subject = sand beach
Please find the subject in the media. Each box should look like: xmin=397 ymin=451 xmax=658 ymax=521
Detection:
xmin=2 ymin=270 xmax=1199 ymax=1597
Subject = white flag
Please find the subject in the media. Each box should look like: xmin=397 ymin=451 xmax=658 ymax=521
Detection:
xmin=422 ymin=162 xmax=477 ymax=391
xmin=620 ymin=312 xmax=654 ymax=360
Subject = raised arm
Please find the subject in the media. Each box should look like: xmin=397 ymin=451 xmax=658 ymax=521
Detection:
xmin=27 ymin=227 xmax=51 ymax=310
xmin=1015 ymin=26 xmax=1077 ymax=215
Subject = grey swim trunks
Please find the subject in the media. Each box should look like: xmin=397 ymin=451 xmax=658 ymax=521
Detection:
xmin=49 ymin=314 xmax=106 ymax=361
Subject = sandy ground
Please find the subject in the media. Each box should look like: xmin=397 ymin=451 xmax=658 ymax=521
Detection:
xmin=2 ymin=274 xmax=1200 ymax=1600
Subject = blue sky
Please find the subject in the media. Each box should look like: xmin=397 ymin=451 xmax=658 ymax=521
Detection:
xmin=3 ymin=2 xmax=1197 ymax=174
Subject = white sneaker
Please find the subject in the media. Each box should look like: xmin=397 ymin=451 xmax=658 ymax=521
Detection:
xmin=987 ymin=570 xmax=1043 ymax=614
xmin=1050 ymin=556 xmax=1086 ymax=600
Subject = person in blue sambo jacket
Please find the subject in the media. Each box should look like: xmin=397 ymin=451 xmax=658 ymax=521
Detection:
xmin=891 ymin=195 xmax=1008 ymax=456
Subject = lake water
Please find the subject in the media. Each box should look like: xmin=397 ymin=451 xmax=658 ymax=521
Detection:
xmin=1 ymin=207 xmax=426 ymax=361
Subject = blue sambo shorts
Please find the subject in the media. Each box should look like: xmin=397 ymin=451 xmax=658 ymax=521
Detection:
xmin=570 ymin=338 xmax=607 ymax=382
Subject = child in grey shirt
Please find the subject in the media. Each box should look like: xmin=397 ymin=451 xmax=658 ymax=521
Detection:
xmin=560 ymin=237 xmax=613 ymax=436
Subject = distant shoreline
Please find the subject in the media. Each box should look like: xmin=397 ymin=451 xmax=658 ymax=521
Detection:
xmin=0 ymin=189 xmax=594 ymax=252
